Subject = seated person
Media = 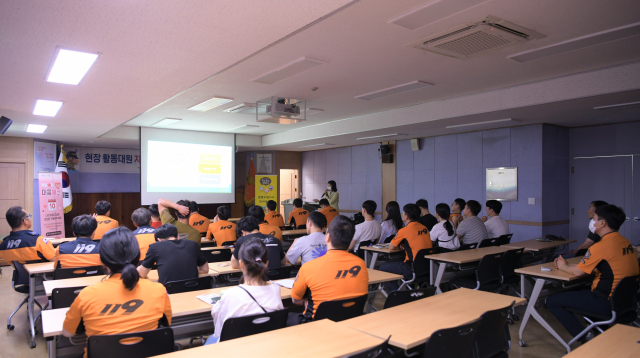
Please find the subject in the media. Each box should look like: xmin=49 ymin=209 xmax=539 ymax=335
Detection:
xmin=137 ymin=224 xmax=209 ymax=286
xmin=286 ymin=211 xmax=328 ymax=265
xmin=379 ymin=204 xmax=432 ymax=292
xmin=450 ymin=198 xmax=465 ymax=229
xmin=231 ymin=216 xmax=284 ymax=270
xmin=289 ymin=215 xmax=369 ymax=325
xmin=158 ymin=198 xmax=202 ymax=245
xmin=456 ymin=200 xmax=488 ymax=245
xmin=205 ymin=238 xmax=284 ymax=345
xmin=264 ymin=200 xmax=285 ymax=227
xmin=379 ymin=201 xmax=403 ymax=244
xmin=547 ymin=205 xmax=639 ymax=339
xmin=249 ymin=205 xmax=283 ymax=242
xmin=148 ymin=204 xmax=162 ymax=229
xmin=131 ymin=208 xmax=156 ymax=261
xmin=416 ymin=199 xmax=438 ymax=231
xmin=0 ymin=206 xmax=55 ymax=263
xmin=288 ymin=198 xmax=309 ymax=228
xmin=348 ymin=200 xmax=382 ymax=253
xmin=63 ymin=228 xmax=172 ymax=358
xmin=206 ymin=205 xmax=237 ymax=246
xmin=188 ymin=201 xmax=210 ymax=236
xmin=54 ymin=214 xmax=101 ymax=268
xmin=93 ymin=200 xmax=119 ymax=240
xmin=569 ymin=200 xmax=608 ymax=255
xmin=318 ymin=198 xmax=339 ymax=226
xmin=480 ymin=200 xmax=509 ymax=238
xmin=430 ymin=203 xmax=459 ymax=252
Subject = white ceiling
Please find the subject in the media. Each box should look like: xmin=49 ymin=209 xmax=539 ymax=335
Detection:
xmin=2 ymin=0 xmax=640 ymax=149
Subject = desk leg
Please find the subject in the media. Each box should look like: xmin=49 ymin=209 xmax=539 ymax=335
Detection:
xmin=518 ymin=278 xmax=571 ymax=352
xmin=47 ymin=336 xmax=57 ymax=358
xmin=520 ymin=275 xmax=526 ymax=299
xmin=364 ymin=250 xmax=370 ymax=268
xmin=369 ymin=253 xmax=379 ymax=269
xmin=434 ymin=263 xmax=446 ymax=294
xmin=28 ymin=273 xmax=37 ymax=348
xmin=429 ymin=260 xmax=434 ymax=286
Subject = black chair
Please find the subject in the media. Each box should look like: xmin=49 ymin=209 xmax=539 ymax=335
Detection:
xmin=459 ymin=243 xmax=478 ymax=251
xmin=383 ymin=235 xmax=395 ymax=244
xmin=53 ymin=266 xmax=105 ymax=280
xmin=496 ymin=234 xmax=513 ymax=246
xmin=567 ymin=275 xmax=640 ymax=347
xmin=220 ymin=241 xmax=236 ymax=247
xmin=202 ymin=248 xmax=233 ymax=263
xmin=164 ymin=276 xmax=213 ymax=294
xmin=574 ymin=248 xmax=588 ymax=257
xmin=498 ymin=248 xmax=524 ymax=323
xmin=346 ymin=336 xmax=393 ymax=358
xmin=314 ymin=294 xmax=369 ymax=322
xmin=421 ymin=318 xmax=481 ymax=358
xmin=474 ymin=301 xmax=515 ymax=358
xmin=87 ymin=327 xmax=174 ymax=358
xmin=478 ymin=238 xmax=500 ymax=248
xmin=449 ymin=253 xmax=504 ymax=292
xmin=383 ymin=287 xmax=437 ymax=309
xmin=8 ymin=261 xmax=44 ymax=331
xmin=219 ymin=309 xmax=288 ymax=342
xmin=397 ymin=248 xmax=435 ymax=291
xmin=295 ymin=224 xmax=306 ymax=230
xmin=52 ymin=286 xmax=85 ymax=309
xmin=266 ymin=266 xmax=292 ymax=280
xmin=356 ymin=240 xmax=373 ymax=260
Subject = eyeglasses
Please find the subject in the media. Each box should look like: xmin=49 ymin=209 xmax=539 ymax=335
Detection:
xmin=22 ymin=213 xmax=32 ymax=221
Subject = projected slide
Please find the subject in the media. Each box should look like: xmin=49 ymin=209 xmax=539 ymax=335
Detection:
xmin=147 ymin=140 xmax=232 ymax=193
xmin=486 ymin=167 xmax=518 ymax=201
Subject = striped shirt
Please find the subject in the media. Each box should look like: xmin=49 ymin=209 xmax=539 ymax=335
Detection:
xmin=456 ymin=216 xmax=488 ymax=245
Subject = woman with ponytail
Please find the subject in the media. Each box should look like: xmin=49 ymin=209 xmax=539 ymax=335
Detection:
xmin=62 ymin=227 xmax=172 ymax=357
xmin=431 ymin=203 xmax=460 ymax=252
xmin=206 ymin=238 xmax=284 ymax=344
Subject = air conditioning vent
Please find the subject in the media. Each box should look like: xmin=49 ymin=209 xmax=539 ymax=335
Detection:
xmin=409 ymin=16 xmax=545 ymax=60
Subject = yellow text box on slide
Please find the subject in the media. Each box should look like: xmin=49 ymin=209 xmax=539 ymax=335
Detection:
xmin=199 ymin=154 xmax=221 ymax=164
xmin=199 ymin=164 xmax=221 ymax=174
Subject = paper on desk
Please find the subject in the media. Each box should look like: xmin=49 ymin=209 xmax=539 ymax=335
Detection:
xmin=276 ymin=279 xmax=295 ymax=289
xmin=373 ymin=243 xmax=390 ymax=248
xmin=196 ymin=293 xmax=221 ymax=306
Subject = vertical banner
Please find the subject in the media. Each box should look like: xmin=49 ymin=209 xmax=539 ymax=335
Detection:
xmin=255 ymin=175 xmax=278 ymax=211
xmin=38 ymin=172 xmax=66 ymax=239
xmin=33 ymin=141 xmax=56 ymax=178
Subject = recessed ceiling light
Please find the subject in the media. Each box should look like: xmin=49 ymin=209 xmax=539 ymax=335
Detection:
xmin=593 ymin=101 xmax=640 ymax=110
xmin=225 ymin=124 xmax=259 ymax=132
xmin=47 ymin=48 xmax=99 ymax=85
xmin=356 ymin=134 xmax=407 ymax=140
xmin=446 ymin=118 xmax=512 ymax=128
xmin=33 ymin=99 xmax=63 ymax=117
xmin=388 ymin=0 xmax=486 ymax=30
xmin=355 ymin=81 xmax=433 ymax=100
xmin=298 ymin=143 xmax=335 ymax=148
xmin=188 ymin=97 xmax=233 ymax=112
xmin=151 ymin=118 xmax=182 ymax=127
xmin=26 ymin=124 xmax=47 ymax=133
xmin=252 ymin=57 xmax=328 ymax=85
xmin=306 ymin=108 xmax=324 ymax=115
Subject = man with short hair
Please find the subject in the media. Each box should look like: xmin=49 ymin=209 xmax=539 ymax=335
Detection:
xmin=456 ymin=200 xmax=488 ymax=245
xmin=286 ymin=211 xmax=328 ymax=265
xmin=249 ymin=205 xmax=283 ymax=242
xmin=231 ymin=216 xmax=284 ymax=270
xmin=547 ymin=205 xmax=639 ymax=339
xmin=93 ymin=200 xmax=119 ymax=240
xmin=138 ymin=223 xmax=209 ymax=285
xmin=148 ymin=204 xmax=162 ymax=229
xmin=0 ymin=206 xmax=55 ymax=263
xmin=132 ymin=208 xmax=156 ymax=261
xmin=480 ymin=200 xmax=509 ymax=238
xmin=54 ymin=214 xmax=101 ymax=268
xmin=264 ymin=200 xmax=285 ymax=227
xmin=289 ymin=216 xmax=369 ymax=325
xmin=318 ymin=198 xmax=338 ymax=226
xmin=416 ymin=199 xmax=438 ymax=232
xmin=348 ymin=200 xmax=382 ymax=253
xmin=288 ymin=198 xmax=309 ymax=228
xmin=188 ymin=201 xmax=210 ymax=236
xmin=569 ymin=200 xmax=609 ymax=255
xmin=207 ymin=206 xmax=237 ymax=246
xmin=158 ymin=198 xmax=202 ymax=245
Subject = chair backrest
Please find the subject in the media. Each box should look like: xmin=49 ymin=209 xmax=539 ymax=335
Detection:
xmin=499 ymin=248 xmax=524 ymax=283
xmin=356 ymin=240 xmax=373 ymax=260
xmin=458 ymin=243 xmax=478 ymax=251
xmin=421 ymin=318 xmax=481 ymax=358
xmin=87 ymin=327 xmax=174 ymax=358
xmin=295 ymin=224 xmax=306 ymax=230
xmin=496 ymin=233 xmax=513 ymax=245
xmin=266 ymin=266 xmax=292 ymax=280
xmin=574 ymin=248 xmax=588 ymax=257
xmin=164 ymin=276 xmax=213 ymax=294
xmin=478 ymin=238 xmax=499 ymax=248
xmin=11 ymin=261 xmax=30 ymax=290
xmin=220 ymin=241 xmax=236 ymax=247
xmin=413 ymin=248 xmax=435 ymax=279
xmin=611 ymin=275 xmax=640 ymax=319
xmin=52 ymin=286 xmax=85 ymax=309
xmin=383 ymin=287 xmax=437 ymax=309
xmin=383 ymin=235 xmax=395 ymax=244
xmin=476 ymin=253 xmax=504 ymax=289
xmin=203 ymin=248 xmax=233 ymax=263
xmin=219 ymin=309 xmax=288 ymax=342
xmin=346 ymin=336 xmax=392 ymax=358
xmin=474 ymin=301 xmax=514 ymax=358
xmin=314 ymin=294 xmax=369 ymax=322
xmin=53 ymin=266 xmax=105 ymax=280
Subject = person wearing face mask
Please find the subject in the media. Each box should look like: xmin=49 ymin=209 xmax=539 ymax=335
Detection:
xmin=546 ymin=204 xmax=639 ymax=341
xmin=314 ymin=180 xmax=339 ymax=212
xmin=569 ymin=200 xmax=608 ymax=256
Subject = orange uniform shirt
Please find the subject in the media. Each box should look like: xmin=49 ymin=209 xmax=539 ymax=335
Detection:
xmin=320 ymin=206 xmax=339 ymax=226
xmin=189 ymin=212 xmax=210 ymax=234
xmin=0 ymin=230 xmax=55 ymax=263
xmin=132 ymin=225 xmax=157 ymax=261
xmin=206 ymin=220 xmax=237 ymax=246
xmin=391 ymin=221 xmax=432 ymax=263
xmin=93 ymin=215 xmax=119 ymax=241
xmin=265 ymin=211 xmax=285 ymax=227
xmin=288 ymin=208 xmax=310 ymax=228
xmin=54 ymin=238 xmax=101 ymax=268
xmin=63 ymin=274 xmax=172 ymax=358
xmin=291 ymin=250 xmax=369 ymax=321
xmin=259 ymin=222 xmax=283 ymax=242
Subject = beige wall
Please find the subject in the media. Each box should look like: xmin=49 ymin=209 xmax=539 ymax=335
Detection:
xmin=0 ymin=136 xmax=34 ymax=235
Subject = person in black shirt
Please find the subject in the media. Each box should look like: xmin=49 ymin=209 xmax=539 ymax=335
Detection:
xmin=416 ymin=199 xmax=438 ymax=232
xmin=231 ymin=216 xmax=284 ymax=270
xmin=137 ymin=223 xmax=209 ymax=285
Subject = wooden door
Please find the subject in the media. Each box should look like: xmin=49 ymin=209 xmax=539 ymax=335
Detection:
xmin=279 ymin=169 xmax=295 ymax=213
xmin=0 ymin=163 xmax=25 ymax=237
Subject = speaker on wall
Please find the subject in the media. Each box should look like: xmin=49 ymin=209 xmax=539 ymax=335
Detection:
xmin=0 ymin=116 xmax=13 ymax=135
xmin=380 ymin=144 xmax=391 ymax=155
xmin=411 ymin=138 xmax=420 ymax=151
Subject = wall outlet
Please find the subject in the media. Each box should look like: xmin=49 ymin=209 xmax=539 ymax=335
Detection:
xmin=528 ymin=198 xmax=535 ymax=205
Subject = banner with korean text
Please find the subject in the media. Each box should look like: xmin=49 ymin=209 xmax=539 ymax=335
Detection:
xmin=38 ymin=172 xmax=66 ymax=239
xmin=33 ymin=141 xmax=56 ymax=179
xmin=255 ymin=175 xmax=278 ymax=212
xmin=63 ymin=147 xmax=140 ymax=173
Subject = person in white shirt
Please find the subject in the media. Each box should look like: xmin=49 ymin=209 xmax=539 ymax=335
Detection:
xmin=286 ymin=211 xmax=328 ymax=265
xmin=431 ymin=203 xmax=459 ymax=252
xmin=480 ymin=200 xmax=510 ymax=239
xmin=349 ymin=200 xmax=382 ymax=253
xmin=378 ymin=201 xmax=404 ymax=244
xmin=206 ymin=238 xmax=284 ymax=344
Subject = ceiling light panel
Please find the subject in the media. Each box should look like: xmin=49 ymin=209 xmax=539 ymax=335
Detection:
xmin=33 ymin=100 xmax=63 ymax=117
xmin=225 ymin=124 xmax=259 ymax=132
xmin=389 ymin=0 xmax=486 ymax=30
xmin=47 ymin=48 xmax=99 ymax=85
xmin=593 ymin=101 xmax=640 ymax=110
xmin=188 ymin=97 xmax=233 ymax=112
xmin=298 ymin=143 xmax=335 ymax=148
xmin=151 ymin=118 xmax=182 ymax=127
xmin=355 ymin=81 xmax=432 ymax=100
xmin=446 ymin=118 xmax=512 ymax=128
xmin=357 ymin=134 xmax=407 ymax=140
xmin=26 ymin=124 xmax=47 ymax=133
xmin=252 ymin=57 xmax=328 ymax=85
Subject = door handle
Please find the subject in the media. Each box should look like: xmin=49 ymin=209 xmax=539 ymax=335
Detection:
xmin=625 ymin=217 xmax=630 ymax=221
xmin=634 ymin=217 xmax=640 ymax=221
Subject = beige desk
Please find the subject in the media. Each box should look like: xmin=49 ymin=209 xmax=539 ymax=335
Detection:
xmin=361 ymin=245 xmax=403 ymax=269
xmin=49 ymin=237 xmax=76 ymax=246
xmin=281 ymin=229 xmax=307 ymax=236
xmin=502 ymin=238 xmax=576 ymax=252
xmin=210 ymin=218 xmax=240 ymax=223
xmin=341 ymin=288 xmax=526 ymax=350
xmin=563 ymin=324 xmax=640 ymax=358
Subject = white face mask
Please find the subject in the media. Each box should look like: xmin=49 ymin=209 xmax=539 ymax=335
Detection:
xmin=327 ymin=186 xmax=331 ymax=191
xmin=588 ymin=219 xmax=596 ymax=234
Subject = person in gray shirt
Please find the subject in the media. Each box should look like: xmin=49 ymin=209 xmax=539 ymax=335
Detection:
xmin=456 ymin=200 xmax=488 ymax=246
xmin=286 ymin=211 xmax=328 ymax=265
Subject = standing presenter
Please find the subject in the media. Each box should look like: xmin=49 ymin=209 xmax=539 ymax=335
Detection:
xmin=315 ymin=180 xmax=339 ymax=212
